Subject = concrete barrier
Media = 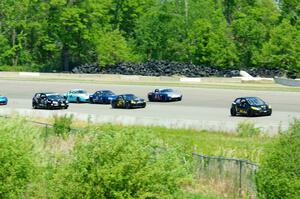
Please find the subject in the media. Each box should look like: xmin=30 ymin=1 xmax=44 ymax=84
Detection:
xmin=274 ymin=77 xmax=300 ymax=87
xmin=0 ymin=71 xmax=278 ymax=85
xmin=19 ymin=72 xmax=40 ymax=77
xmin=180 ymin=77 xmax=201 ymax=83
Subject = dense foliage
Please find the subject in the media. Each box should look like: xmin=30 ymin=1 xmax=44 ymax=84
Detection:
xmin=256 ymin=120 xmax=300 ymax=198
xmin=0 ymin=118 xmax=37 ymax=198
xmin=0 ymin=0 xmax=299 ymax=74
xmin=48 ymin=128 xmax=189 ymax=198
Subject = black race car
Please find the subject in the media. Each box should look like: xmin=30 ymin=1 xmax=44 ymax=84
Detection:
xmin=32 ymin=92 xmax=69 ymax=109
xmin=148 ymin=88 xmax=182 ymax=102
xmin=230 ymin=97 xmax=272 ymax=117
xmin=111 ymin=94 xmax=146 ymax=109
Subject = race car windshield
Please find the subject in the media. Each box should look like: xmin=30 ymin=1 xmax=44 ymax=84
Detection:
xmin=75 ymin=90 xmax=87 ymax=94
xmin=102 ymin=91 xmax=114 ymax=95
xmin=47 ymin=94 xmax=64 ymax=100
xmin=161 ymin=89 xmax=174 ymax=93
xmin=124 ymin=95 xmax=137 ymax=100
xmin=247 ymin=98 xmax=265 ymax=106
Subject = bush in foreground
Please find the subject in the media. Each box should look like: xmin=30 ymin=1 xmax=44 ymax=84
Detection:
xmin=256 ymin=120 xmax=300 ymax=198
xmin=0 ymin=118 xmax=36 ymax=198
xmin=49 ymin=128 xmax=189 ymax=198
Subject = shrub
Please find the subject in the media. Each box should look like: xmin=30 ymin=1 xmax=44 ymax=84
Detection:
xmin=236 ymin=121 xmax=261 ymax=137
xmin=0 ymin=118 xmax=36 ymax=198
xmin=256 ymin=120 xmax=300 ymax=198
xmin=49 ymin=128 xmax=189 ymax=198
xmin=53 ymin=115 xmax=73 ymax=137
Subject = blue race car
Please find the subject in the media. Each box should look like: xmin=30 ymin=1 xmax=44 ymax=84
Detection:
xmin=0 ymin=95 xmax=8 ymax=105
xmin=148 ymin=88 xmax=182 ymax=102
xmin=64 ymin=89 xmax=90 ymax=103
xmin=89 ymin=90 xmax=117 ymax=104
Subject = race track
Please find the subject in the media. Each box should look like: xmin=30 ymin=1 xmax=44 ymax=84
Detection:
xmin=1 ymin=79 xmax=300 ymax=133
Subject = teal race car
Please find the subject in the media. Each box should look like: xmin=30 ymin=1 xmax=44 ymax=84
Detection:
xmin=64 ymin=89 xmax=90 ymax=103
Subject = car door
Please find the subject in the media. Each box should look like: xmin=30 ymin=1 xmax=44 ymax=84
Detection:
xmin=116 ymin=96 xmax=125 ymax=107
xmin=154 ymin=89 xmax=160 ymax=100
xmin=238 ymin=98 xmax=248 ymax=114
xmin=33 ymin=94 xmax=40 ymax=106
xmin=40 ymin=94 xmax=47 ymax=107
xmin=97 ymin=91 xmax=102 ymax=102
xmin=69 ymin=91 xmax=75 ymax=102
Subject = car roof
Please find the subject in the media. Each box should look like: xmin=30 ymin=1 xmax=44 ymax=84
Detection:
xmin=69 ymin=89 xmax=85 ymax=91
xmin=97 ymin=90 xmax=112 ymax=92
xmin=236 ymin=96 xmax=260 ymax=99
xmin=157 ymin=88 xmax=173 ymax=91
xmin=46 ymin=93 xmax=60 ymax=96
xmin=36 ymin=92 xmax=56 ymax=95
xmin=118 ymin=94 xmax=135 ymax=96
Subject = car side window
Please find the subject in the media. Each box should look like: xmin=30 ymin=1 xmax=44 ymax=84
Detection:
xmin=235 ymin=98 xmax=241 ymax=104
xmin=35 ymin=94 xmax=40 ymax=99
xmin=154 ymin=89 xmax=159 ymax=92
xmin=117 ymin=96 xmax=122 ymax=100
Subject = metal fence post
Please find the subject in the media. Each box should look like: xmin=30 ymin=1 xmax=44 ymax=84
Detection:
xmin=239 ymin=160 xmax=243 ymax=197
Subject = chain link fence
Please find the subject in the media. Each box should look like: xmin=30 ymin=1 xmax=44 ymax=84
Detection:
xmin=193 ymin=152 xmax=258 ymax=198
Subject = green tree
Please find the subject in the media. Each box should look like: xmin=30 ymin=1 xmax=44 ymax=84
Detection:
xmin=49 ymin=129 xmax=188 ymax=198
xmin=256 ymin=120 xmax=300 ymax=198
xmin=95 ymin=30 xmax=138 ymax=66
xmin=253 ymin=19 xmax=300 ymax=72
xmin=0 ymin=118 xmax=35 ymax=198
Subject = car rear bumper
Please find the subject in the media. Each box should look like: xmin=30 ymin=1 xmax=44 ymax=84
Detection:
xmin=131 ymin=103 xmax=146 ymax=108
xmin=0 ymin=101 xmax=7 ymax=105
xmin=168 ymin=97 xmax=182 ymax=101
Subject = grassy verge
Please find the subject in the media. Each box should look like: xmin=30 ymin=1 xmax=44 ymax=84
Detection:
xmin=0 ymin=116 xmax=275 ymax=198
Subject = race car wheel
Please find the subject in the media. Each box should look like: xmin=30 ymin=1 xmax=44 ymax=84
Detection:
xmin=64 ymin=106 xmax=69 ymax=109
xmin=32 ymin=103 xmax=37 ymax=109
xmin=90 ymin=97 xmax=94 ymax=104
xmin=247 ymin=109 xmax=254 ymax=117
xmin=230 ymin=108 xmax=236 ymax=116
xmin=76 ymin=97 xmax=80 ymax=103
xmin=125 ymin=102 xmax=131 ymax=109
xmin=148 ymin=96 xmax=153 ymax=102
xmin=111 ymin=102 xmax=116 ymax=109
xmin=266 ymin=110 xmax=272 ymax=116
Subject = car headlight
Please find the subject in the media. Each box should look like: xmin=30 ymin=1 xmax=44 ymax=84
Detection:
xmin=251 ymin=106 xmax=261 ymax=111
xmin=131 ymin=100 xmax=137 ymax=104
xmin=268 ymin=105 xmax=272 ymax=109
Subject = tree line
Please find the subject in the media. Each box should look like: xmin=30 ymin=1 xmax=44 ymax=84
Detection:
xmin=0 ymin=0 xmax=299 ymax=73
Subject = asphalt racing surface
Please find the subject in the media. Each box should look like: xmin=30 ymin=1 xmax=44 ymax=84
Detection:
xmin=1 ymin=79 xmax=300 ymax=133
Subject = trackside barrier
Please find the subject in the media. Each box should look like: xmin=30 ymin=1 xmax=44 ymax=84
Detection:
xmin=274 ymin=77 xmax=300 ymax=87
xmin=193 ymin=153 xmax=258 ymax=198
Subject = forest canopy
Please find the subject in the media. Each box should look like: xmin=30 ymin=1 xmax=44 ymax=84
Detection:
xmin=0 ymin=0 xmax=299 ymax=72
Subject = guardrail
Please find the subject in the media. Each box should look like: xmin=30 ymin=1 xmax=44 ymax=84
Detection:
xmin=193 ymin=152 xmax=258 ymax=198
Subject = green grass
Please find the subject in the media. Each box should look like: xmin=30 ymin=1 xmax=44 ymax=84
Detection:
xmin=91 ymin=124 xmax=273 ymax=163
